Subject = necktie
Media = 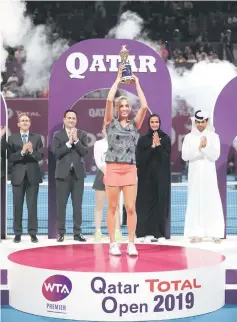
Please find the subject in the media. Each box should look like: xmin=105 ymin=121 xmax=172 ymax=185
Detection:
xmin=22 ymin=134 xmax=27 ymax=144
xmin=67 ymin=131 xmax=73 ymax=169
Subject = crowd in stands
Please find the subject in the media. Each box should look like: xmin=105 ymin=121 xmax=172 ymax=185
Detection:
xmin=1 ymin=1 xmax=236 ymax=98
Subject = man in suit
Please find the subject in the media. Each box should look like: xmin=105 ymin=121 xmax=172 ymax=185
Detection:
xmin=8 ymin=113 xmax=44 ymax=243
xmin=53 ymin=109 xmax=88 ymax=242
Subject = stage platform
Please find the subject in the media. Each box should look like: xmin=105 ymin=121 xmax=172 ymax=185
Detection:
xmin=1 ymin=236 xmax=237 ymax=321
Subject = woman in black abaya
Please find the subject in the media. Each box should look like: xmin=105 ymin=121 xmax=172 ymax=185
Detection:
xmin=135 ymin=114 xmax=171 ymax=241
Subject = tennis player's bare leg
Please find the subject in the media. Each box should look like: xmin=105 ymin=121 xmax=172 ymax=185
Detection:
xmin=94 ymin=190 xmax=105 ymax=240
xmin=123 ymin=184 xmax=138 ymax=256
xmin=115 ymin=205 xmax=122 ymax=240
xmin=105 ymin=190 xmax=122 ymax=241
xmin=106 ymin=185 xmax=121 ymax=255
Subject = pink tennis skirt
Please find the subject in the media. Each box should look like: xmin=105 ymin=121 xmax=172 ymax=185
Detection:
xmin=104 ymin=163 xmax=137 ymax=187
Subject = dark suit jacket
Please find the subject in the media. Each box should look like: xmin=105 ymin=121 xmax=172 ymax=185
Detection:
xmin=1 ymin=134 xmax=7 ymax=178
xmin=53 ymin=129 xmax=88 ymax=179
xmin=8 ymin=133 xmax=44 ymax=185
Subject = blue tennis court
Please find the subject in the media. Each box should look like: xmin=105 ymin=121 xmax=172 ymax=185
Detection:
xmin=6 ymin=176 xmax=237 ymax=236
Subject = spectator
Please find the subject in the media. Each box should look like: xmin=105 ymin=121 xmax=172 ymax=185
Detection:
xmin=6 ymin=71 xmax=19 ymax=90
xmin=2 ymin=1 xmax=237 ymax=98
xmin=2 ymin=87 xmax=16 ymax=98
xmin=187 ymin=54 xmax=197 ymax=63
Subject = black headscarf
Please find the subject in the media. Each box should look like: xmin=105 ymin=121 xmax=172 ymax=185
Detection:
xmin=147 ymin=114 xmax=166 ymax=139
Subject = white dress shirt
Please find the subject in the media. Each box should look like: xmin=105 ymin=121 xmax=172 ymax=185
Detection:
xmin=93 ymin=138 xmax=108 ymax=172
xmin=20 ymin=131 xmax=29 ymax=142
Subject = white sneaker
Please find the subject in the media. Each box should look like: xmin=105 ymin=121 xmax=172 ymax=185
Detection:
xmin=213 ymin=238 xmax=222 ymax=244
xmin=109 ymin=243 xmax=121 ymax=256
xmin=143 ymin=235 xmax=153 ymax=243
xmin=158 ymin=237 xmax=165 ymax=243
xmin=127 ymin=243 xmax=138 ymax=256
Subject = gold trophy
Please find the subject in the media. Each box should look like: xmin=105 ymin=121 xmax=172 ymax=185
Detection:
xmin=119 ymin=45 xmax=135 ymax=84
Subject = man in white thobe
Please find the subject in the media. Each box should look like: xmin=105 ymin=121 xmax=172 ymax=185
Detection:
xmin=182 ymin=110 xmax=225 ymax=243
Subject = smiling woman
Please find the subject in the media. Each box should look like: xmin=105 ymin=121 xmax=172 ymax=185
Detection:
xmin=103 ymin=64 xmax=148 ymax=257
xmin=135 ymin=114 xmax=171 ymax=241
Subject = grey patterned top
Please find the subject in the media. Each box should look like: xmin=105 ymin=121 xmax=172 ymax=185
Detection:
xmin=105 ymin=118 xmax=139 ymax=164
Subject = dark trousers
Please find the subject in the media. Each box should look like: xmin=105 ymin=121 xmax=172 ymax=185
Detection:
xmin=12 ymin=174 xmax=39 ymax=236
xmin=56 ymin=169 xmax=84 ymax=235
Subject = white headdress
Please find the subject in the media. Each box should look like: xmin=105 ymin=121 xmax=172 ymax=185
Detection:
xmin=190 ymin=109 xmax=215 ymax=134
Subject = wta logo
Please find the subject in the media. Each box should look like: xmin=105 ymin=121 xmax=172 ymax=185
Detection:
xmin=42 ymin=275 xmax=72 ymax=302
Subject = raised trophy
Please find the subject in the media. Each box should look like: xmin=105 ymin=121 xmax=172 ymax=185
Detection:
xmin=119 ymin=45 xmax=135 ymax=84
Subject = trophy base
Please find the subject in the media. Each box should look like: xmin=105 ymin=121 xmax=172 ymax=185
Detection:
xmin=120 ymin=76 xmax=135 ymax=85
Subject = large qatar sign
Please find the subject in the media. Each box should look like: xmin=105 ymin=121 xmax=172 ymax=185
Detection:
xmin=48 ymin=39 xmax=172 ymax=238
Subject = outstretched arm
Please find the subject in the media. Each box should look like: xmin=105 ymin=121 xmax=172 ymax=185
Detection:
xmin=133 ymin=75 xmax=148 ymax=129
xmin=104 ymin=65 xmax=123 ymax=126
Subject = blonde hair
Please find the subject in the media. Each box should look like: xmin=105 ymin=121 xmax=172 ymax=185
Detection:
xmin=115 ymin=96 xmax=129 ymax=109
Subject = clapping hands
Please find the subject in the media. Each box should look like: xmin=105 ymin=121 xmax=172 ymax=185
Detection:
xmin=199 ymin=136 xmax=207 ymax=149
xmin=152 ymin=132 xmax=161 ymax=148
xmin=69 ymin=128 xmax=78 ymax=144
xmin=22 ymin=141 xmax=33 ymax=154
xmin=27 ymin=141 xmax=33 ymax=153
